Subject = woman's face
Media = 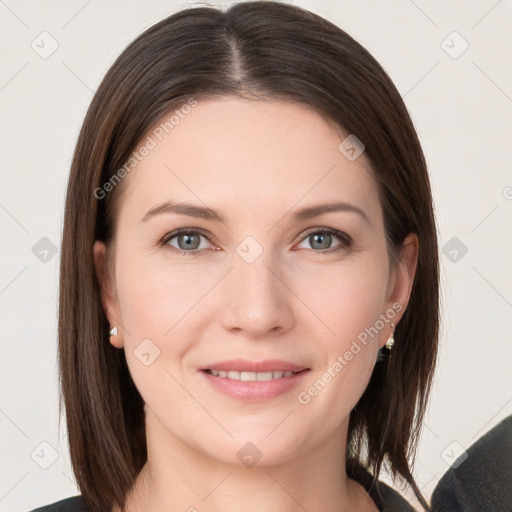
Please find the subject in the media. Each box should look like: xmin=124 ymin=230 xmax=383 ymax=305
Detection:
xmin=94 ymin=97 xmax=417 ymax=467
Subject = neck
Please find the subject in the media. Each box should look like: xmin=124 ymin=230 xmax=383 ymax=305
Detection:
xmin=117 ymin=410 xmax=376 ymax=512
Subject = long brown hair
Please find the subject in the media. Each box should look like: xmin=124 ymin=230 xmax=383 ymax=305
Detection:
xmin=59 ymin=2 xmax=439 ymax=510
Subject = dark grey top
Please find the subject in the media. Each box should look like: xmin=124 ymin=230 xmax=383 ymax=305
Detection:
xmin=30 ymin=466 xmax=414 ymax=511
xmin=30 ymin=496 xmax=88 ymax=512
xmin=431 ymin=414 xmax=512 ymax=512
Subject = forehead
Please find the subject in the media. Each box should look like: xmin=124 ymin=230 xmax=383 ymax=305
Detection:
xmin=119 ymin=97 xmax=382 ymax=228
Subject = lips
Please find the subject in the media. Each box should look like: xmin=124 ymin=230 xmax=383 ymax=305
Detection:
xmin=200 ymin=360 xmax=311 ymax=402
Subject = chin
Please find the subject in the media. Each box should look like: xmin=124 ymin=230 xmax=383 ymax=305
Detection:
xmin=197 ymin=430 xmax=308 ymax=469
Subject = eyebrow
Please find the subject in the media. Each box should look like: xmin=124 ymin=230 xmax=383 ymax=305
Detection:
xmin=141 ymin=200 xmax=370 ymax=225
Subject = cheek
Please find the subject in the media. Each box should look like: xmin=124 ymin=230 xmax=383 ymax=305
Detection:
xmin=290 ymin=254 xmax=390 ymax=346
xmin=291 ymin=256 xmax=388 ymax=410
xmin=115 ymin=250 xmax=215 ymax=340
xmin=113 ymin=254 xmax=210 ymax=409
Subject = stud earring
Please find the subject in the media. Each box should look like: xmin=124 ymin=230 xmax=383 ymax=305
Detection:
xmin=376 ymin=323 xmax=395 ymax=363
xmin=385 ymin=323 xmax=395 ymax=350
xmin=109 ymin=326 xmax=118 ymax=336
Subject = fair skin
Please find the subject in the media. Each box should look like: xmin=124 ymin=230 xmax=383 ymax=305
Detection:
xmin=94 ymin=97 xmax=418 ymax=512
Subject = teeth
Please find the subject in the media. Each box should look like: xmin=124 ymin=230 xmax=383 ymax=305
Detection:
xmin=207 ymin=370 xmax=298 ymax=381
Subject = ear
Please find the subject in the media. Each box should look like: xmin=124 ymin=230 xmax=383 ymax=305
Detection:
xmin=93 ymin=240 xmax=124 ymax=348
xmin=380 ymin=233 xmax=419 ymax=348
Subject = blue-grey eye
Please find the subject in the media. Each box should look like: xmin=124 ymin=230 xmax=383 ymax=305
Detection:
xmin=165 ymin=231 xmax=210 ymax=252
xmin=297 ymin=229 xmax=350 ymax=251
xmin=309 ymin=232 xmax=332 ymax=250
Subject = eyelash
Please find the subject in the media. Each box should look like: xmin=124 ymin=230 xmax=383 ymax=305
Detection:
xmin=159 ymin=227 xmax=353 ymax=256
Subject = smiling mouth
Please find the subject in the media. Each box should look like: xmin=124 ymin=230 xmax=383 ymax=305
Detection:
xmin=202 ymin=369 xmax=308 ymax=381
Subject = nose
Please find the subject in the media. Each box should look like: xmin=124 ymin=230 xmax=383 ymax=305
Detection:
xmin=219 ymin=250 xmax=295 ymax=339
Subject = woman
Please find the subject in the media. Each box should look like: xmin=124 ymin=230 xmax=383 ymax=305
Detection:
xmin=33 ymin=1 xmax=439 ymax=511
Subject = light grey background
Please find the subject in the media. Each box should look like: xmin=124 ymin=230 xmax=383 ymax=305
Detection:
xmin=1 ymin=0 xmax=511 ymax=510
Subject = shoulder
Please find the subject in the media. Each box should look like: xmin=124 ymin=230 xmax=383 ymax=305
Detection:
xmin=29 ymin=495 xmax=91 ymax=512
xmin=373 ymin=480 xmax=415 ymax=512
xmin=367 ymin=478 xmax=415 ymax=512
xmin=431 ymin=414 xmax=512 ymax=511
